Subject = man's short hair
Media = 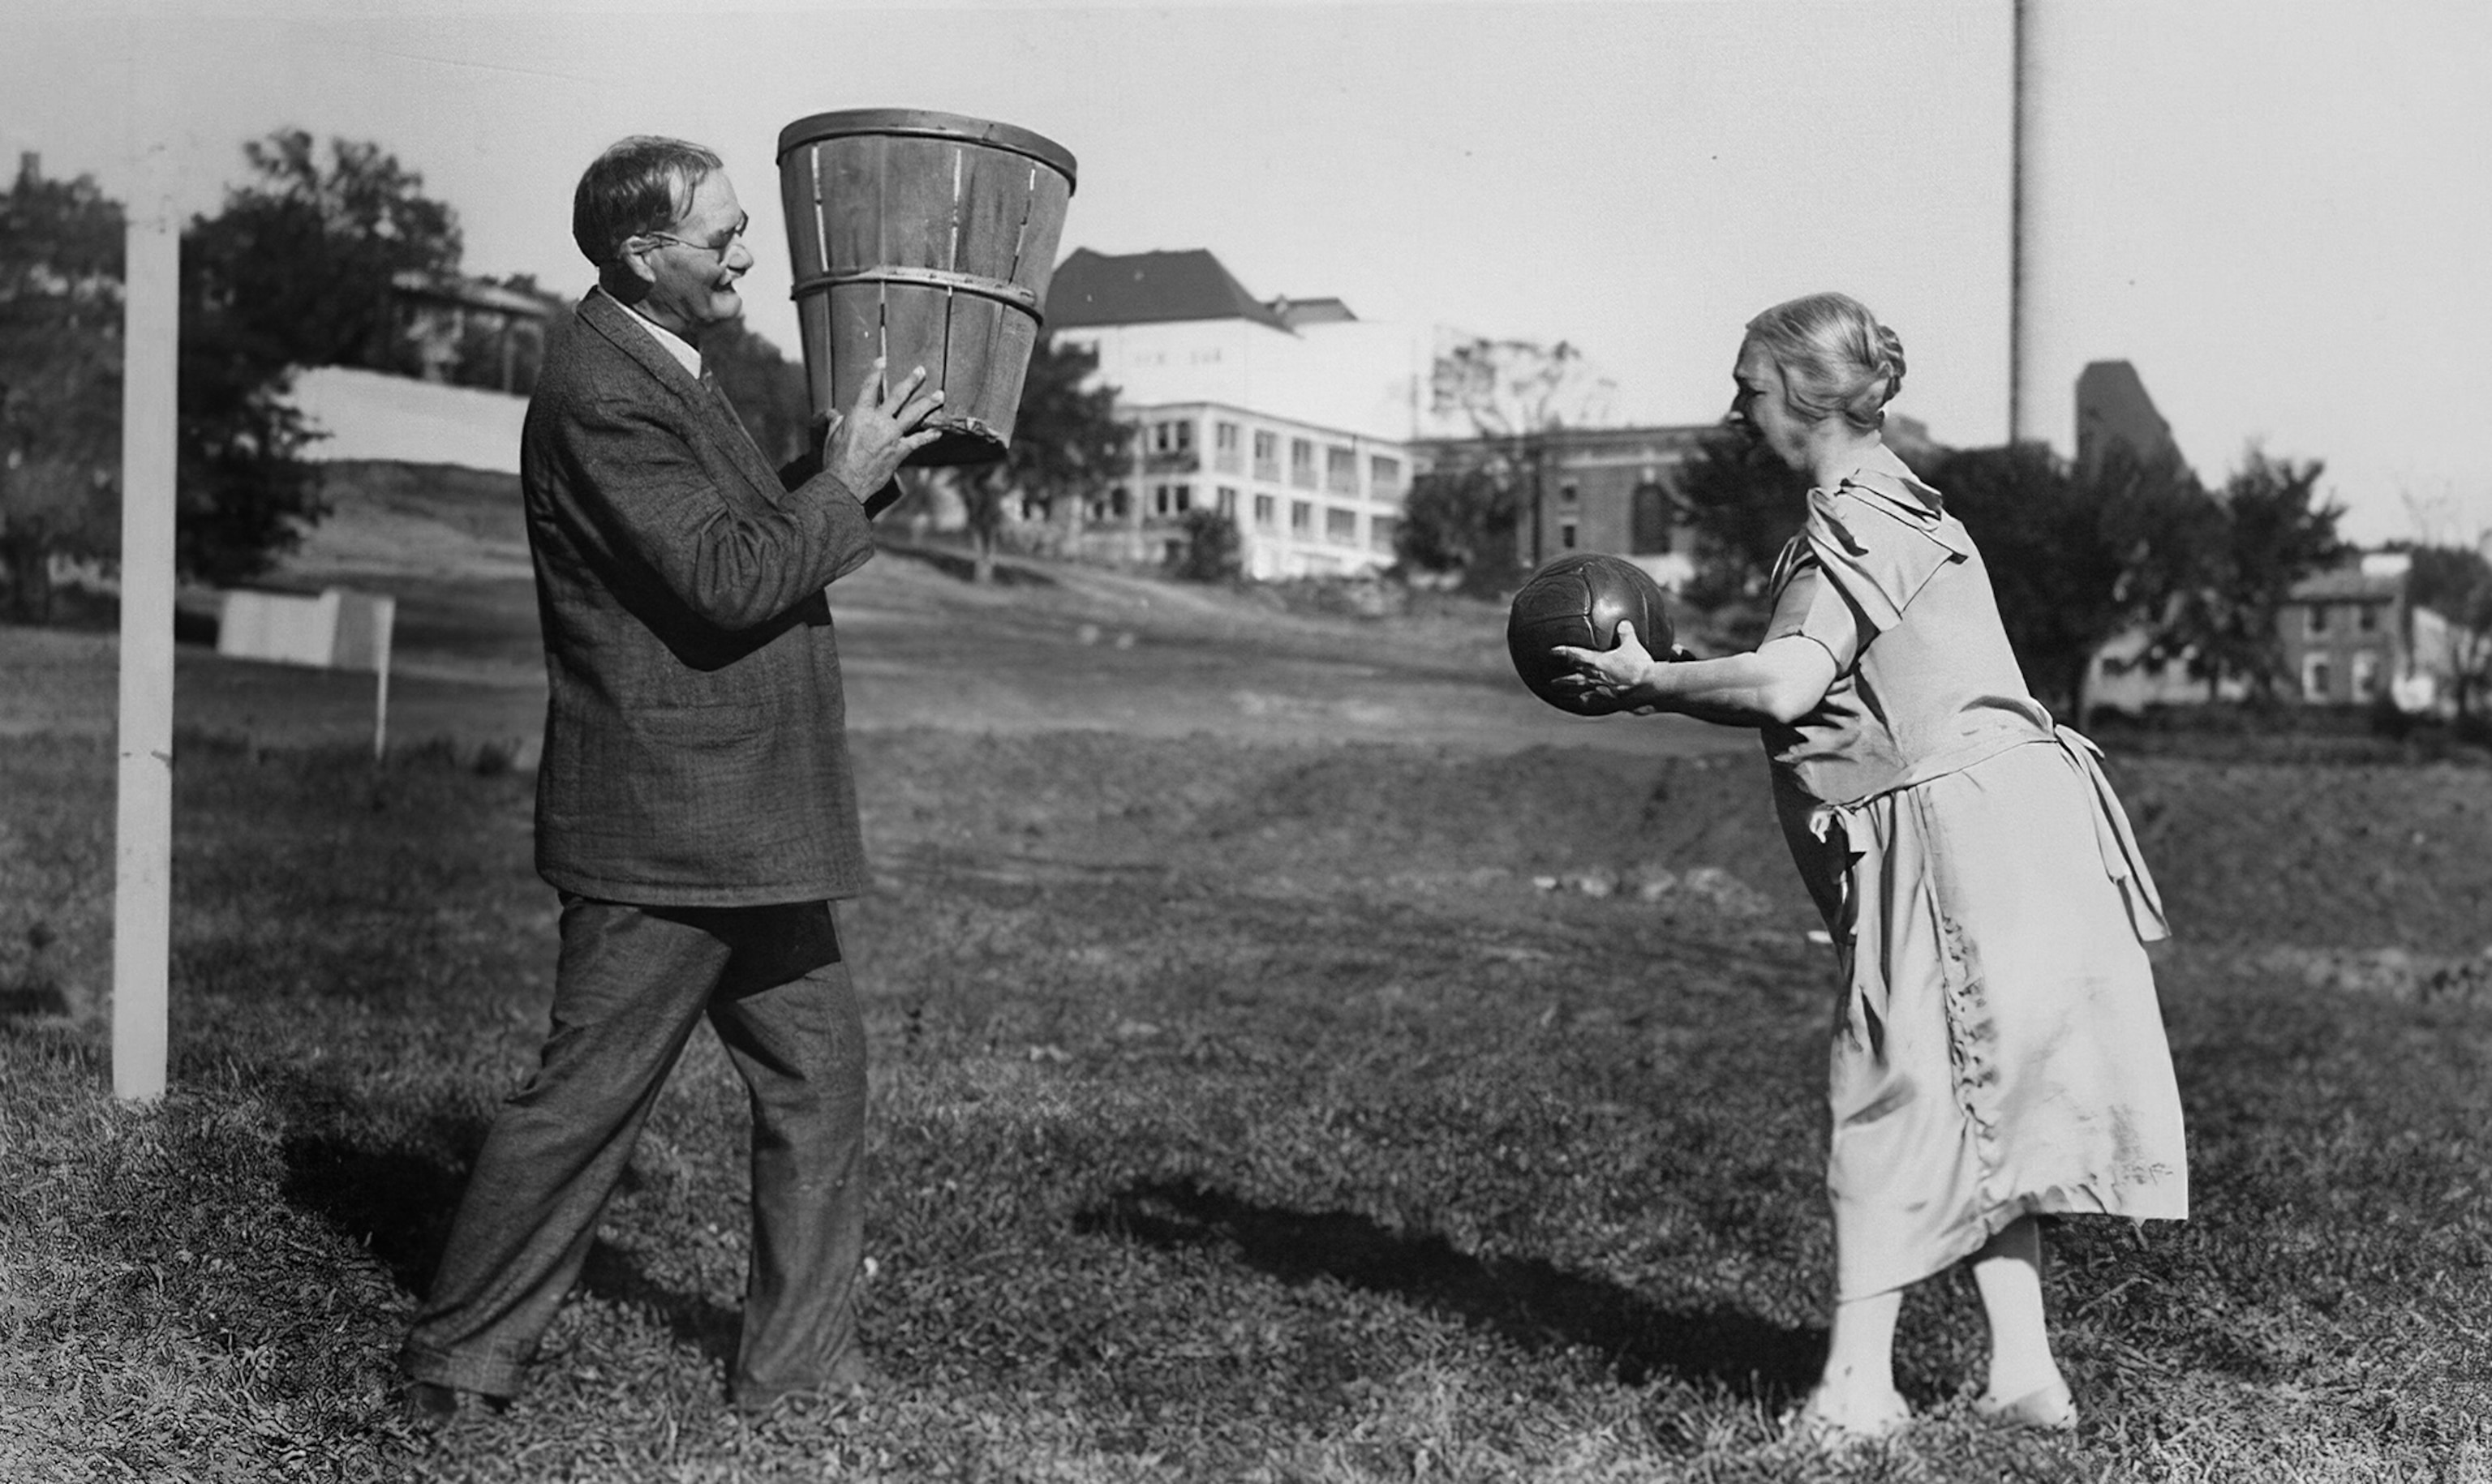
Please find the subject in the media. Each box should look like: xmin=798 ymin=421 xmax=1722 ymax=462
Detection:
xmin=572 ymin=136 xmax=724 ymax=269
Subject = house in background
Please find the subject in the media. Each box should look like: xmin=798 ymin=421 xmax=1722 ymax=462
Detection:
xmin=2274 ymin=551 xmax=2477 ymax=712
xmin=390 ymin=270 xmax=561 ymax=395
xmin=1047 ymin=248 xmax=1420 ymax=578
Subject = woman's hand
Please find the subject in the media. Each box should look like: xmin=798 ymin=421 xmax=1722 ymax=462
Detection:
xmin=1549 ymin=618 xmax=1665 ymax=714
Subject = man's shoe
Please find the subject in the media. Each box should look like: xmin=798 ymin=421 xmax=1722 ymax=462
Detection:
xmin=732 ymin=1356 xmax=884 ymax=1422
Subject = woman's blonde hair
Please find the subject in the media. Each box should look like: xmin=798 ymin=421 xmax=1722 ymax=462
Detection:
xmin=1743 ymin=293 xmax=1906 ymax=431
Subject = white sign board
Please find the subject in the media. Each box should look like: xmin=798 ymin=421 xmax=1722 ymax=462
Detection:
xmin=215 ymin=587 xmax=397 ymax=757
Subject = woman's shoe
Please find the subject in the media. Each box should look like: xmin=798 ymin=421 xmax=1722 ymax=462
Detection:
xmin=1974 ymin=1377 xmax=2078 ymax=1432
xmin=1781 ymin=1387 xmax=1912 ymax=1453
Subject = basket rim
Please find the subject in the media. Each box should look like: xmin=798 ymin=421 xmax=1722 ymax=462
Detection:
xmin=775 ymin=109 xmax=1077 ymax=187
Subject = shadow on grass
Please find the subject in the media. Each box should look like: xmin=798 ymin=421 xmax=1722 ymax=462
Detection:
xmin=1075 ymin=1177 xmax=1823 ymax=1400
xmin=280 ymin=1129 xmax=740 ymax=1369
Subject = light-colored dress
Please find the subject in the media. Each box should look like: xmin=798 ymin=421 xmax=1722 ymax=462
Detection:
xmin=1760 ymin=445 xmax=2188 ymax=1300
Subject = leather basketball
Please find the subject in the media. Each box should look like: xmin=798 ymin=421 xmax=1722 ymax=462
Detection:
xmin=1506 ymin=554 xmax=1675 ymax=716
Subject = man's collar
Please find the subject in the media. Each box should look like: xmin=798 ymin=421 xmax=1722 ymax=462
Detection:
xmin=592 ymin=285 xmax=702 ymax=379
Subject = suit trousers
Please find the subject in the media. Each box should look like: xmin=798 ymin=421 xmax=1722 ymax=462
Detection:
xmin=398 ymin=896 xmax=869 ymax=1407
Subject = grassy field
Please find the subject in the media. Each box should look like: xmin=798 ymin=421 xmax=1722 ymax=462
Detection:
xmin=4 ymin=472 xmax=2491 ymax=1481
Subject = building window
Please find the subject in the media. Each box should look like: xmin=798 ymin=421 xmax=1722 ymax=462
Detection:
xmin=1109 ymin=485 xmax=1130 ymax=519
xmin=1174 ymin=483 xmax=1192 ymax=513
xmin=2356 ymin=602 xmax=2380 ymax=634
xmin=1217 ymin=485 xmax=1238 ymax=517
xmin=1253 ymin=493 xmax=1276 ymax=530
xmin=1558 ymin=481 xmax=1580 ymax=504
xmin=1370 ymin=514 xmax=1397 ymax=552
xmin=1325 ymin=445 xmax=1358 ymax=494
xmin=2351 ymin=650 xmax=2380 ymax=699
xmin=1214 ymin=421 xmax=1242 ymax=473
xmin=1325 ymin=506 xmax=1356 ymax=544
xmin=1289 ymin=439 xmax=1317 ymax=489
xmin=2306 ymin=603 xmax=2331 ymax=637
xmin=1151 ymin=419 xmax=1194 ymax=454
xmin=1631 ymin=479 xmax=1674 ymax=554
xmin=1252 ymin=431 xmax=1279 ymax=481
xmin=1152 ymin=484 xmax=1171 ymax=517
xmin=1370 ymin=455 xmax=1403 ymax=491
xmin=1558 ymin=518 xmax=1579 ymax=551
xmin=1289 ymin=499 xmax=1312 ymax=535
xmin=2301 ymin=653 xmax=2331 ymax=701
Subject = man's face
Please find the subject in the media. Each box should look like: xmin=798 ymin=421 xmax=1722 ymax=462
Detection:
xmin=628 ymin=169 xmax=754 ymax=340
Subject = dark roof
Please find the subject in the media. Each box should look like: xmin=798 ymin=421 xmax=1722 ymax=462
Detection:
xmin=1270 ymin=296 xmax=1356 ymax=327
xmin=2289 ymin=567 xmax=2403 ymax=603
xmin=1047 ymin=248 xmax=1291 ymax=332
xmin=391 ymin=270 xmax=560 ymax=320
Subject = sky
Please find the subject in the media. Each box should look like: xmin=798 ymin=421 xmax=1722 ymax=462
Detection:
xmin=6 ymin=0 xmax=2488 ymax=545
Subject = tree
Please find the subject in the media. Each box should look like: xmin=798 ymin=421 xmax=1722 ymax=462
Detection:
xmin=185 ymin=128 xmax=463 ymax=375
xmin=2 ymin=149 xmax=336 ymax=612
xmin=1673 ymin=428 xmax=1811 ymax=645
xmin=953 ymin=336 xmax=1130 ymax=583
xmin=706 ymin=321 xmax=814 ymax=468
xmin=2154 ymin=448 xmax=2348 ymax=701
xmin=0 ymin=160 xmax=124 ymax=622
xmin=171 ymin=127 xmax=475 ymax=585
xmin=1936 ymin=441 xmax=2211 ymax=723
xmin=1170 ymin=506 xmax=1241 ymax=582
xmin=1428 ymin=334 xmax=1616 ymax=440
xmin=1410 ymin=334 xmax=1618 ymax=594
xmin=2404 ymin=542 xmax=2492 ymax=723
xmin=174 ymin=275 xmax=326 ymax=585
xmin=1391 ymin=465 xmax=1526 ymax=597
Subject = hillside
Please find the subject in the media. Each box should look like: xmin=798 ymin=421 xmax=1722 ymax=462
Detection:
xmin=234 ymin=459 xmax=1745 ymax=761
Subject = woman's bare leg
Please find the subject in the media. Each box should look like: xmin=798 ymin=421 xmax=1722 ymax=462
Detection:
xmin=1971 ymin=1215 xmax=2069 ymax=1410
xmin=1807 ymin=1285 xmax=1910 ymax=1431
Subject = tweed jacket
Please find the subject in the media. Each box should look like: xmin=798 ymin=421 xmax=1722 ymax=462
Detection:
xmin=521 ymin=288 xmax=877 ymax=907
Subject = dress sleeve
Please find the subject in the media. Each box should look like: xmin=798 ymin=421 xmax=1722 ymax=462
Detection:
xmin=1764 ymin=549 xmax=1868 ymax=674
xmin=1798 ymin=486 xmax=1969 ymax=637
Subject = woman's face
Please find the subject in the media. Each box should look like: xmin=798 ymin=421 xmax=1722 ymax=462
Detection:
xmin=1727 ymin=338 xmax=1812 ymax=473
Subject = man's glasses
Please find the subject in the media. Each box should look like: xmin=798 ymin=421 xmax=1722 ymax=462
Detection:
xmin=642 ymin=217 xmax=747 ymax=261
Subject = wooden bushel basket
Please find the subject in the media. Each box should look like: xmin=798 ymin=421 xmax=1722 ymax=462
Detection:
xmin=776 ymin=109 xmax=1077 ymax=467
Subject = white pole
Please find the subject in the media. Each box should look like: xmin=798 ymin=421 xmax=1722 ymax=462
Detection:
xmin=2010 ymin=0 xmax=2067 ymax=452
xmin=372 ymin=594 xmax=394 ymax=763
xmin=113 ymin=141 xmax=178 ymax=1103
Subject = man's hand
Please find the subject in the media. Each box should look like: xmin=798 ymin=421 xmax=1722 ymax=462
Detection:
xmin=819 ymin=359 xmax=944 ymax=498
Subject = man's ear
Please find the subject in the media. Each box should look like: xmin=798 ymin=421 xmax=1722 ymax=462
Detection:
xmin=596 ymin=251 xmax=654 ymax=306
xmin=616 ymin=240 xmax=660 ymax=290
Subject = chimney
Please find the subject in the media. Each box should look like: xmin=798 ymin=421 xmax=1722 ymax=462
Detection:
xmin=16 ymin=152 xmax=37 ymax=191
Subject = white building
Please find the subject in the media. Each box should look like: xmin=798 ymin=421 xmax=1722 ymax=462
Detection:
xmin=1047 ymin=248 xmax=1424 ymax=579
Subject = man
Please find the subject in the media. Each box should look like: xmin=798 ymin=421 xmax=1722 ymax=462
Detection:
xmin=397 ymin=135 xmax=940 ymax=1422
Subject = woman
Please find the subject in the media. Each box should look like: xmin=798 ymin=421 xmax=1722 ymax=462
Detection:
xmin=1555 ymin=293 xmax=2187 ymax=1441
